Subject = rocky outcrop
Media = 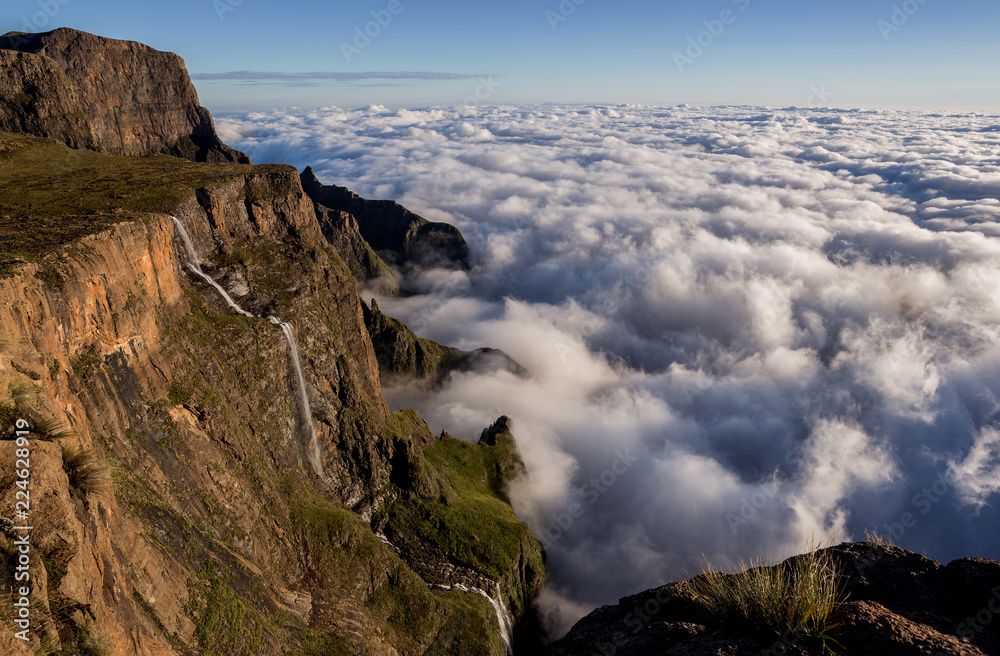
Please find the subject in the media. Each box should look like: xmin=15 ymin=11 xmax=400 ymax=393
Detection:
xmin=301 ymin=166 xmax=470 ymax=270
xmin=0 ymin=49 xmax=90 ymax=149
xmin=0 ymin=28 xmax=248 ymax=163
xmin=380 ymin=417 xmax=545 ymax=650
xmin=364 ymin=297 xmax=526 ymax=386
xmin=548 ymin=543 xmax=1000 ymax=656
xmin=314 ymin=203 xmax=400 ymax=294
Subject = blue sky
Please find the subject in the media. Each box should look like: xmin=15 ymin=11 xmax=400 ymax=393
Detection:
xmin=2 ymin=0 xmax=998 ymax=112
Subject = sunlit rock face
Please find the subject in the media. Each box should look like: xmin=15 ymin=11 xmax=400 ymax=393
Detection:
xmin=0 ymin=28 xmax=248 ymax=162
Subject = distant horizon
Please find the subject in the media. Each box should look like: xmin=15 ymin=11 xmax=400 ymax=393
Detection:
xmin=207 ymin=99 xmax=1000 ymax=117
xmin=3 ymin=0 xmax=998 ymax=112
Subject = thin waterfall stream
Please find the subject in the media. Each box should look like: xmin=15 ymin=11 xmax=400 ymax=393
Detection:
xmin=431 ymin=581 xmax=514 ymax=653
xmin=172 ymin=216 xmax=514 ymax=652
xmin=170 ymin=216 xmax=323 ymax=477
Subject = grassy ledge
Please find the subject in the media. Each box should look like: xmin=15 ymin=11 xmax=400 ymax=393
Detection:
xmin=0 ymin=131 xmax=281 ymax=275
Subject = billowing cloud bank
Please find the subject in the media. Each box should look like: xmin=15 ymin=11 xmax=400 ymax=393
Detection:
xmin=220 ymin=105 xmax=1000 ymax=636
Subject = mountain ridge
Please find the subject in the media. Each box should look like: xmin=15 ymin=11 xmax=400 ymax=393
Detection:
xmin=0 ymin=27 xmax=248 ymax=163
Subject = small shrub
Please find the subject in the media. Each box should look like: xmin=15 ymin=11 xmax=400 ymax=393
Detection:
xmin=0 ymin=385 xmax=73 ymax=441
xmin=71 ymin=345 xmax=102 ymax=381
xmin=167 ymin=380 xmax=193 ymax=406
xmin=31 ymin=415 xmax=74 ymax=441
xmin=11 ymin=91 xmax=35 ymax=107
xmin=61 ymin=445 xmax=110 ymax=497
xmin=689 ymin=548 xmax=843 ymax=647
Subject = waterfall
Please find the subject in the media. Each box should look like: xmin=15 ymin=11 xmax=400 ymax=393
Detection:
xmin=268 ymin=317 xmax=322 ymax=476
xmin=431 ymin=582 xmax=514 ymax=654
xmin=170 ymin=217 xmax=254 ymax=318
xmin=170 ymin=217 xmax=323 ymax=477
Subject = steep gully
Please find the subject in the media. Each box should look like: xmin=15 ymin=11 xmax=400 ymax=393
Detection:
xmin=173 ymin=215 xmax=517 ymax=653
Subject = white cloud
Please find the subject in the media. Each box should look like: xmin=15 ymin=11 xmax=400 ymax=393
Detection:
xmin=221 ymin=105 xmax=1000 ymax=637
xmin=950 ymin=427 xmax=1000 ymax=508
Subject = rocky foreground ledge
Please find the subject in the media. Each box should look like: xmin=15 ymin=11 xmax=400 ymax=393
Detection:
xmin=548 ymin=543 xmax=1000 ymax=656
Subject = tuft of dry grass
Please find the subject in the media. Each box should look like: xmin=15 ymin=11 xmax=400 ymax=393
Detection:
xmin=690 ymin=548 xmax=844 ymax=647
xmin=1 ymin=383 xmax=74 ymax=441
xmin=863 ymin=528 xmax=895 ymax=547
xmin=61 ymin=444 xmax=110 ymax=498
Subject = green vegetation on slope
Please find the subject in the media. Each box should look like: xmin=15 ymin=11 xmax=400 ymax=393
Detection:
xmin=385 ymin=429 xmax=544 ymax=619
xmin=287 ymin=479 xmax=507 ymax=655
xmin=0 ymin=126 xmax=541 ymax=653
xmin=0 ymin=132 xmax=280 ymax=274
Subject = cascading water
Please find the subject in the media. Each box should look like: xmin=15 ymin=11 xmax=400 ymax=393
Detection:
xmin=268 ymin=316 xmax=322 ymax=475
xmin=170 ymin=216 xmax=323 ymax=477
xmin=173 ymin=215 xmax=511 ymax=650
xmin=170 ymin=217 xmax=254 ymax=319
xmin=432 ymin=582 xmax=514 ymax=654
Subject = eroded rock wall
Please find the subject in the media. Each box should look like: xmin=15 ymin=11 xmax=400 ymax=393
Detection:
xmin=0 ymin=28 xmax=248 ymax=163
xmin=0 ymin=166 xmax=540 ymax=655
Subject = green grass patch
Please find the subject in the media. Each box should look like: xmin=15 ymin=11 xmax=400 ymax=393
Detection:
xmin=286 ymin=631 xmax=363 ymax=656
xmin=190 ymin=572 xmax=272 ymax=656
xmin=286 ymin=480 xmax=457 ymax=650
xmin=387 ymin=434 xmax=539 ymax=582
xmin=0 ymin=132 xmax=289 ymax=275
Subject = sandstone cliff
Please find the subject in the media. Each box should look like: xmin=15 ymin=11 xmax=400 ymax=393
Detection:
xmin=0 ymin=27 xmax=542 ymax=651
xmin=0 ymin=132 xmax=543 ymax=655
xmin=0 ymin=28 xmax=248 ymax=163
xmin=314 ymin=204 xmax=400 ymax=294
xmin=364 ymin=298 xmax=526 ymax=386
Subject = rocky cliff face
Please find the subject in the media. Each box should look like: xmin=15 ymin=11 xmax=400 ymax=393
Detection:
xmin=0 ymin=30 xmax=542 ymax=656
xmin=548 ymin=543 xmax=1000 ymax=656
xmin=0 ymin=139 xmax=543 ymax=656
xmin=364 ymin=298 xmax=526 ymax=386
xmin=301 ymin=166 xmax=470 ymax=271
xmin=0 ymin=28 xmax=248 ymax=163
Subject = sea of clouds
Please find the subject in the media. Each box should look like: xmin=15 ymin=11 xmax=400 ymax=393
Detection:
xmin=219 ymin=105 xmax=1000 ymax=636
